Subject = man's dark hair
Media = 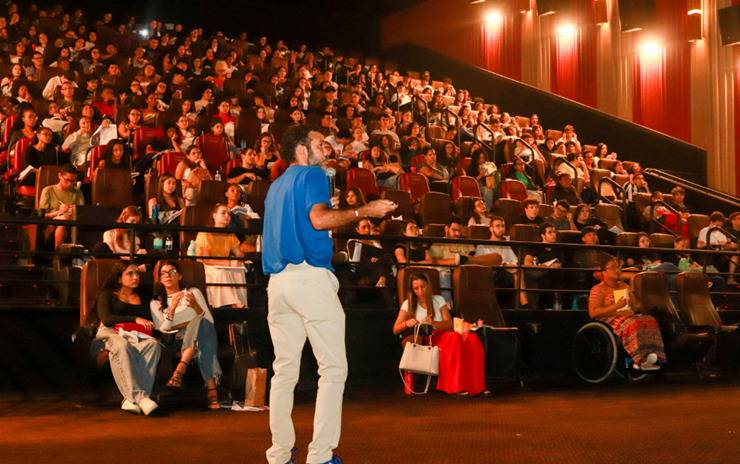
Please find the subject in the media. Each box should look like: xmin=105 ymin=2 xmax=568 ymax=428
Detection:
xmin=555 ymin=200 xmax=571 ymax=210
xmin=280 ymin=124 xmax=317 ymax=164
xmin=60 ymin=163 xmax=79 ymax=177
xmin=581 ymin=226 xmax=596 ymax=238
xmin=523 ymin=198 xmax=540 ymax=208
xmin=448 ymin=216 xmax=463 ymax=227
xmin=539 ymin=222 xmax=555 ymax=237
xmin=709 ymin=211 xmax=725 ymax=223
xmin=489 ymin=215 xmax=505 ymax=225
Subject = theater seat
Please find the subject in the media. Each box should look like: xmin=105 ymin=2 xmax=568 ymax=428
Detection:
xmin=510 ymin=224 xmax=539 ymax=242
xmin=35 ymin=165 xmax=63 ymax=209
xmin=92 ymin=168 xmax=133 ymax=208
xmin=633 ymin=271 xmax=711 ymax=363
xmin=450 ymin=175 xmax=481 ymax=201
xmin=492 ymin=198 xmax=522 ymax=233
xmin=452 ymin=265 xmax=520 ymax=381
xmin=156 ymin=151 xmax=185 ymax=176
xmin=616 ymin=232 xmax=640 ymax=247
xmin=179 ymin=205 xmax=216 ymax=254
xmin=422 ymin=223 xmax=446 ymax=238
xmin=346 ymin=167 xmax=379 ymax=199
xmin=454 ymin=196 xmax=479 ymax=225
xmin=399 ymin=172 xmax=430 ymax=203
xmin=198 ymin=180 xmax=229 ymax=206
xmin=499 ymin=179 xmax=528 ymax=202
xmin=247 ymin=179 xmax=271 ymax=217
xmin=380 ymin=189 xmax=413 ymax=220
xmin=133 ymin=127 xmax=166 ymax=160
xmin=380 ymin=219 xmax=405 ymax=237
xmin=195 ymin=134 xmax=230 ymax=173
xmin=649 ymin=233 xmax=675 ymax=248
xmin=419 ymin=192 xmax=451 ymax=226
xmin=687 ymin=214 xmax=710 ymax=248
xmin=466 ymin=225 xmax=491 ymax=240
xmin=557 ymin=230 xmax=582 ymax=244
xmin=676 ymin=272 xmax=737 ymax=334
xmin=80 ymin=259 xmax=120 ymax=326
xmin=676 ymin=272 xmax=739 ymax=367
xmin=85 ymin=144 xmax=107 ymax=181
xmin=595 ymin=203 xmax=623 ymax=230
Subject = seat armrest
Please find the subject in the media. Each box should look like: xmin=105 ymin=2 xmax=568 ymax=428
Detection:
xmin=687 ymin=325 xmax=719 ymax=335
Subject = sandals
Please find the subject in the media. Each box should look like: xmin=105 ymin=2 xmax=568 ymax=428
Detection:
xmin=166 ymin=361 xmax=188 ymax=390
xmin=206 ymin=385 xmax=220 ymax=410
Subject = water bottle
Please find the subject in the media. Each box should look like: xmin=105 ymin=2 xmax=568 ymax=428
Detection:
xmin=187 ymin=239 xmax=197 ymax=257
xmin=552 ymin=293 xmax=562 ymax=311
xmin=152 ymin=234 xmax=164 ymax=251
xmin=214 ymin=170 xmax=222 ymax=181
xmin=164 ymin=234 xmax=174 ymax=252
xmin=151 ymin=201 xmax=159 ymax=224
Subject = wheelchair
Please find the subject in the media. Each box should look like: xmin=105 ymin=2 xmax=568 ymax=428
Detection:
xmin=571 ymin=320 xmax=650 ymax=384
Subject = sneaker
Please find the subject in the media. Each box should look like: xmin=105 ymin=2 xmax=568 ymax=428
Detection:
xmin=639 ymin=363 xmax=660 ymax=371
xmin=138 ymin=396 xmax=159 ymax=416
xmin=645 ymin=353 xmax=658 ymax=365
xmin=284 ymin=447 xmax=298 ymax=464
xmin=121 ymin=399 xmax=141 ymax=414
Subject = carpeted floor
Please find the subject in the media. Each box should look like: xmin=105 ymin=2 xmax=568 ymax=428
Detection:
xmin=2 ymin=381 xmax=739 ymax=464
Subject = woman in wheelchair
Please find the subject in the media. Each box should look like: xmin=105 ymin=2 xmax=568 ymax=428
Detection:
xmin=150 ymin=260 xmax=222 ymax=410
xmin=589 ymin=259 xmax=666 ymax=371
xmin=94 ymin=261 xmax=161 ymax=415
xmin=392 ymin=273 xmax=486 ymax=395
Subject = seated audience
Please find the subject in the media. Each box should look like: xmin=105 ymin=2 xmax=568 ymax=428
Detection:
xmin=418 ymin=146 xmax=449 ymax=192
xmin=148 ymin=173 xmax=185 ymax=222
xmin=394 ymin=219 xmax=432 ymax=264
xmin=468 ymin=199 xmax=491 ymax=226
xmin=552 ymin=173 xmax=581 ymax=205
xmin=38 ymin=164 xmax=84 ymax=249
xmin=392 ymin=272 xmax=486 ymax=396
xmin=475 ymin=216 xmax=527 ymax=307
xmin=523 ymin=223 xmax=564 ymax=309
xmin=99 ymin=206 xmax=148 ymax=260
xmin=150 ymin=260 xmax=221 ymax=410
xmin=589 ymin=259 xmax=666 ymax=371
xmin=227 ymin=148 xmax=269 ymax=185
xmin=517 ymin=199 xmax=543 ymax=226
xmin=94 ymin=261 xmax=161 ymax=415
xmin=545 ymin=200 xmax=574 ymax=230
xmin=194 ymin=203 xmax=248 ymax=308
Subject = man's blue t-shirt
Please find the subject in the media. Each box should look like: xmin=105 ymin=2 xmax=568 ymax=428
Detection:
xmin=262 ymin=165 xmax=333 ymax=274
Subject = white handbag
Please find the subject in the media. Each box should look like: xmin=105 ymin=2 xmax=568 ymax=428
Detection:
xmin=399 ymin=323 xmax=439 ymax=394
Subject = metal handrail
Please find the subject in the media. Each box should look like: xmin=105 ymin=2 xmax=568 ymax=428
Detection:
xmin=644 ymin=168 xmax=740 ymax=208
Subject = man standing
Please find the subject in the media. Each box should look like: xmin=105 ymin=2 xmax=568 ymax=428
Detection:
xmin=262 ymin=125 xmax=396 ymax=464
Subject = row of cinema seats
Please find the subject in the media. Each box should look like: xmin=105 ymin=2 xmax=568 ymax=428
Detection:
xmin=78 ymin=258 xmax=208 ymax=371
xmin=572 ymin=270 xmax=739 ymax=383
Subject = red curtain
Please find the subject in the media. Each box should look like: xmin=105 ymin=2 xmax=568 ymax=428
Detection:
xmin=631 ymin=0 xmax=691 ymax=142
xmin=734 ymin=0 xmax=740 ymax=194
xmin=482 ymin=12 xmax=523 ymax=80
xmin=549 ymin=0 xmax=597 ymax=107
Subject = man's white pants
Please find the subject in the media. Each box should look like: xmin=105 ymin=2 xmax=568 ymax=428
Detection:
xmin=265 ymin=262 xmax=347 ymax=464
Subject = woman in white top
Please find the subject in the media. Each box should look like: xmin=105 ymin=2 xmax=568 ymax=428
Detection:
xmin=392 ymin=273 xmax=487 ymax=396
xmin=150 ymin=260 xmax=221 ymax=410
xmin=102 ymin=206 xmax=147 ymax=260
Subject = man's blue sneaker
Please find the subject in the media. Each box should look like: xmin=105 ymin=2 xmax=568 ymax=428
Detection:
xmin=284 ymin=447 xmax=298 ymax=464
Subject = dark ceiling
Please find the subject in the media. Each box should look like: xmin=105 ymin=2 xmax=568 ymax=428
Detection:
xmin=44 ymin=0 xmax=423 ymax=53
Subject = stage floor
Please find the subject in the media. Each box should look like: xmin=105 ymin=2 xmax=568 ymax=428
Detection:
xmin=2 ymin=380 xmax=739 ymax=464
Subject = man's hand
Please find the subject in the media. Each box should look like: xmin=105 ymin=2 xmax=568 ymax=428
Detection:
xmin=360 ymin=199 xmax=397 ymax=218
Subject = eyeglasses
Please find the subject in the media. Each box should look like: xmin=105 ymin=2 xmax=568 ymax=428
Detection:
xmin=160 ymin=269 xmax=179 ymax=277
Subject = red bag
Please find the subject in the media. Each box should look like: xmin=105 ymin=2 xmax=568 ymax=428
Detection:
xmin=114 ymin=323 xmax=153 ymax=337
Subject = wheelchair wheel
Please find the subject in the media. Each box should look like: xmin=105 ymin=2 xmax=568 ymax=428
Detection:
xmin=572 ymin=321 xmax=618 ymax=384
